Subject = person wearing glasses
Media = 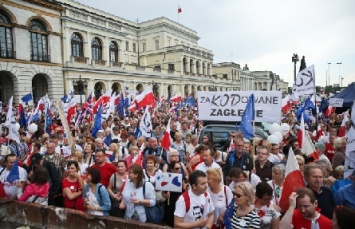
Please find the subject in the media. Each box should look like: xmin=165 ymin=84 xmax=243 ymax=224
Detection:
xmin=162 ymin=160 xmax=188 ymax=227
xmin=223 ymin=182 xmax=260 ymax=229
xmin=253 ymin=182 xmax=280 ymax=229
xmin=255 ymin=146 xmax=274 ymax=182
xmin=223 ymin=139 xmax=253 ymax=179
xmin=91 ymin=149 xmax=117 ymax=188
xmin=195 ymin=145 xmax=224 ymax=184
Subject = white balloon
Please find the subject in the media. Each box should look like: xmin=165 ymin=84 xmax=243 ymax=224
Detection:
xmin=28 ymin=123 xmax=38 ymax=133
xmin=273 ymin=132 xmax=283 ymax=143
xmin=269 ymin=123 xmax=281 ymax=134
xmin=281 ymin=123 xmax=291 ymax=136
xmin=267 ymin=135 xmax=279 ymax=144
xmin=15 ymin=123 xmax=20 ymax=131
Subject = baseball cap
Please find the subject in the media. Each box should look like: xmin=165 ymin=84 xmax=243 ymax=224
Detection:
xmin=127 ymin=132 xmax=135 ymax=137
xmin=314 ymin=143 xmax=325 ymax=150
xmin=31 ymin=153 xmax=43 ymax=165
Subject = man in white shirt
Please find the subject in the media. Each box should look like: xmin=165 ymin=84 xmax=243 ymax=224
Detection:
xmin=174 ymin=170 xmax=214 ymax=229
xmin=195 ymin=146 xmax=224 ymax=184
xmin=0 ymin=153 xmax=27 ymax=199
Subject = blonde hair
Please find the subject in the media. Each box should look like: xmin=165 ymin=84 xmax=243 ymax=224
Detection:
xmin=206 ymin=168 xmax=222 ymax=184
xmin=72 ymin=150 xmax=83 ymax=162
xmin=109 ymin=143 xmax=119 ymax=153
xmin=235 ymin=182 xmax=254 ymax=205
xmin=334 ymin=137 xmax=344 ymax=150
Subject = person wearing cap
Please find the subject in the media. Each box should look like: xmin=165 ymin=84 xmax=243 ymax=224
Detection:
xmin=30 ymin=153 xmax=61 ymax=206
xmin=334 ymin=169 xmax=355 ymax=209
xmin=111 ymin=126 xmax=121 ymax=142
xmin=96 ymin=130 xmax=105 ymax=140
xmin=125 ymin=132 xmax=137 ymax=150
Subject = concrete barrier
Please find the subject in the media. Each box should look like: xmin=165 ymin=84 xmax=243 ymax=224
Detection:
xmin=0 ymin=199 xmax=171 ymax=229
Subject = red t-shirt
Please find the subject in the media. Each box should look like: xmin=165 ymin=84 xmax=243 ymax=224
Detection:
xmin=91 ymin=163 xmax=118 ymax=187
xmin=62 ymin=178 xmax=85 ymax=212
xmin=191 ymin=154 xmax=204 ymax=171
xmin=292 ymin=209 xmax=332 ymax=229
xmin=325 ymin=143 xmax=335 ymax=162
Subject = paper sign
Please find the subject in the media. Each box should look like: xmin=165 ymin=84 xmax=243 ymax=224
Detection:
xmin=155 ymin=172 xmax=182 ymax=192
xmin=329 ymin=98 xmax=344 ymax=107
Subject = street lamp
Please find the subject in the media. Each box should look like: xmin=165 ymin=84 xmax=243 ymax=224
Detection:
xmin=327 ymin=63 xmax=331 ymax=86
xmin=337 ymin=62 xmax=342 ymax=86
xmin=73 ymin=75 xmax=88 ymax=105
xmin=292 ymin=53 xmax=299 ymax=82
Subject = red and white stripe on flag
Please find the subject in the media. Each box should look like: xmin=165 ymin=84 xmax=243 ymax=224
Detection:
xmin=170 ymin=93 xmax=182 ymax=103
xmin=282 ymin=95 xmax=292 ymax=113
xmin=297 ymin=113 xmax=305 ymax=149
xmin=279 ymin=147 xmax=305 ymax=213
xmin=134 ymin=89 xmax=155 ymax=108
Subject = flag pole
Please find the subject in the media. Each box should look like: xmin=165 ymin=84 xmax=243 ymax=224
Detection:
xmin=252 ymin=118 xmax=256 ymax=170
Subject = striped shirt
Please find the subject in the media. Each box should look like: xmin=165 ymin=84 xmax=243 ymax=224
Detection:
xmin=230 ymin=208 xmax=261 ymax=229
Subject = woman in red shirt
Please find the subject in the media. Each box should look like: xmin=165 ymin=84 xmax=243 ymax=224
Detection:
xmin=62 ymin=161 xmax=85 ymax=211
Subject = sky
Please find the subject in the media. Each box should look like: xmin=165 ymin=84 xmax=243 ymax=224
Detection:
xmin=75 ymin=0 xmax=355 ymax=88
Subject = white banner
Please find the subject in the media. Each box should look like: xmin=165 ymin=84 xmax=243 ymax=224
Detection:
xmin=155 ymin=172 xmax=183 ymax=192
xmin=197 ymin=91 xmax=282 ymax=123
xmin=344 ymin=100 xmax=355 ymax=178
xmin=294 ymin=65 xmax=316 ymax=96
xmin=140 ymin=106 xmax=153 ymax=138
xmin=329 ymin=98 xmax=344 ymax=107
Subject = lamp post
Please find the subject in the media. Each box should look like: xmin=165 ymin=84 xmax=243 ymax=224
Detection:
xmin=336 ymin=62 xmax=342 ymax=87
xmin=327 ymin=63 xmax=331 ymax=86
xmin=73 ymin=75 xmax=87 ymax=105
xmin=292 ymin=53 xmax=299 ymax=82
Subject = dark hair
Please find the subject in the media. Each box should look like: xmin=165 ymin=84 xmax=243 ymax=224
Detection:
xmin=115 ymin=160 xmax=127 ymax=168
xmin=296 ymin=187 xmax=316 ymax=204
xmin=5 ymin=153 xmax=17 ymax=162
xmin=86 ymin=167 xmax=101 ymax=184
xmin=289 ymin=138 xmax=299 ymax=148
xmin=282 ymin=145 xmax=291 ymax=156
xmin=169 ymin=161 xmax=180 ymax=171
xmin=228 ymin=167 xmax=245 ymax=179
xmin=31 ymin=166 xmax=48 ymax=185
xmin=146 ymin=155 xmax=156 ymax=164
xmin=95 ymin=149 xmax=105 ymax=155
xmin=86 ymin=142 xmax=95 ymax=151
xmin=34 ymin=142 xmax=41 ymax=151
xmin=255 ymin=182 xmax=273 ymax=199
xmin=334 ymin=206 xmax=355 ymax=229
xmin=130 ymin=164 xmax=144 ymax=188
xmin=189 ymin=170 xmax=206 ymax=188
xmin=67 ymin=160 xmax=79 ymax=171
xmin=201 ymin=145 xmax=215 ymax=157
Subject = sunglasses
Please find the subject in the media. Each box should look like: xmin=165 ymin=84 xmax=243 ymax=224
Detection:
xmin=232 ymin=192 xmax=245 ymax=198
xmin=174 ymin=167 xmax=181 ymax=171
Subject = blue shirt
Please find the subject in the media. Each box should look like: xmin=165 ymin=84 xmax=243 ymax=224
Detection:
xmin=334 ymin=182 xmax=355 ymax=209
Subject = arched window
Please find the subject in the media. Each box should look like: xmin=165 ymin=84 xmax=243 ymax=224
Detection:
xmin=71 ymin=32 xmax=83 ymax=57
xmin=91 ymin=37 xmax=102 ymax=60
xmin=29 ymin=19 xmax=48 ymax=62
xmin=109 ymin=41 xmax=118 ymax=62
xmin=0 ymin=11 xmax=14 ymax=58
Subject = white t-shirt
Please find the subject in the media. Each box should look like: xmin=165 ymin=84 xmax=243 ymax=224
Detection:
xmin=207 ymin=185 xmax=233 ymax=224
xmin=268 ymin=154 xmax=284 ymax=164
xmin=0 ymin=166 xmax=28 ymax=199
xmin=174 ymin=189 xmax=215 ymax=229
xmin=229 ymin=173 xmax=261 ymax=191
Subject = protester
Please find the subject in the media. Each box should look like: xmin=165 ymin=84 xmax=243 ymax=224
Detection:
xmin=83 ymin=167 xmax=111 ymax=216
xmin=91 ymin=149 xmax=117 ymax=188
xmin=120 ymin=164 xmax=156 ymax=222
xmin=17 ymin=166 xmax=49 ymax=205
xmin=333 ymin=206 xmax=355 ymax=229
xmin=334 ymin=169 xmax=355 ymax=209
xmin=62 ymin=160 xmax=85 ymax=211
xmin=174 ymin=170 xmax=214 ymax=229
xmin=267 ymin=164 xmax=285 ymax=207
xmin=255 ymin=146 xmax=274 ymax=182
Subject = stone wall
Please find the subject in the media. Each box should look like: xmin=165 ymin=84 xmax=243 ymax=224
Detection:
xmin=0 ymin=199 xmax=171 ymax=229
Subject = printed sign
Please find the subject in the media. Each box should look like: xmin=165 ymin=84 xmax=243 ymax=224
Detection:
xmin=329 ymin=98 xmax=344 ymax=107
xmin=198 ymin=91 xmax=282 ymax=123
xmin=155 ymin=172 xmax=183 ymax=192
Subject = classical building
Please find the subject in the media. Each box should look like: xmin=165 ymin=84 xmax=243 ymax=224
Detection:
xmin=58 ymin=0 xmax=237 ymax=102
xmin=0 ymin=0 xmax=289 ymax=104
xmin=0 ymin=0 xmax=63 ymax=103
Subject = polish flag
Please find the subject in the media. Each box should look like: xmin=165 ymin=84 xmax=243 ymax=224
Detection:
xmin=325 ymin=106 xmax=335 ymax=118
xmin=65 ymin=96 xmax=76 ymax=125
xmin=338 ymin=112 xmax=349 ymax=137
xmin=161 ymin=118 xmax=172 ymax=151
xmin=302 ymin=130 xmax=315 ymax=156
xmin=133 ymin=143 xmax=145 ymax=166
xmin=178 ymin=5 xmax=182 ymax=13
xmin=134 ymin=89 xmax=155 ymax=108
xmin=93 ymin=91 xmax=111 ymax=114
xmin=282 ymin=95 xmax=292 ymax=113
xmin=297 ymin=113 xmax=305 ymax=149
xmin=170 ymin=93 xmax=182 ymax=103
xmin=128 ymin=103 xmax=137 ymax=112
xmin=279 ymin=147 xmax=305 ymax=213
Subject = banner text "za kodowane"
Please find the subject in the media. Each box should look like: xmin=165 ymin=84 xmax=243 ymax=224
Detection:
xmin=199 ymin=94 xmax=279 ymax=107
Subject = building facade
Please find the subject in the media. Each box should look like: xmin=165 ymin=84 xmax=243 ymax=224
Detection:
xmin=0 ymin=0 xmax=63 ymax=103
xmin=0 ymin=0 xmax=289 ymax=104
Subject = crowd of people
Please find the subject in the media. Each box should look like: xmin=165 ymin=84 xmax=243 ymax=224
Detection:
xmin=0 ymin=98 xmax=354 ymax=229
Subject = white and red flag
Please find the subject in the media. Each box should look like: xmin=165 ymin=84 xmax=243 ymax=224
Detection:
xmin=338 ymin=111 xmax=349 ymax=137
xmin=297 ymin=113 xmax=305 ymax=149
xmin=170 ymin=93 xmax=182 ymax=103
xmin=161 ymin=118 xmax=172 ymax=151
xmin=93 ymin=91 xmax=111 ymax=114
xmin=279 ymin=147 xmax=305 ymax=212
xmin=134 ymin=89 xmax=155 ymax=108
xmin=282 ymin=95 xmax=292 ymax=113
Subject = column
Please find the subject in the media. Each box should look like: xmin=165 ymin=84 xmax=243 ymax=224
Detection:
xmin=120 ymin=41 xmax=125 ymax=67
xmin=64 ymin=25 xmax=71 ymax=61
xmin=104 ymin=36 xmax=110 ymax=66
xmin=86 ymin=32 xmax=92 ymax=63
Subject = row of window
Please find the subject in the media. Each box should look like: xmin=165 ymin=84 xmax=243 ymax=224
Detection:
xmin=0 ymin=11 xmax=49 ymax=61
